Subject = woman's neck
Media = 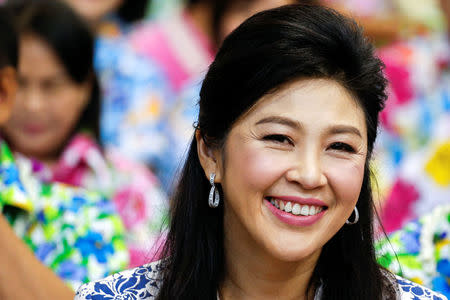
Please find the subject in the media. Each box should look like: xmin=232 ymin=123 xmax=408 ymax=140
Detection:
xmin=220 ymin=233 xmax=320 ymax=300
xmin=11 ymin=144 xmax=60 ymax=169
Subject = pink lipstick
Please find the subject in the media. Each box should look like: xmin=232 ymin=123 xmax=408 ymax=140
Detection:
xmin=264 ymin=196 xmax=327 ymax=227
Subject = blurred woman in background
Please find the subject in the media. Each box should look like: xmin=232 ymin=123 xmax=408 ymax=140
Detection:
xmin=2 ymin=0 xmax=168 ymax=269
xmin=0 ymin=6 xmax=126 ymax=299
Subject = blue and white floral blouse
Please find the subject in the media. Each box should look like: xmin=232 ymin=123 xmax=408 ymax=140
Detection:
xmin=75 ymin=260 xmax=448 ymax=300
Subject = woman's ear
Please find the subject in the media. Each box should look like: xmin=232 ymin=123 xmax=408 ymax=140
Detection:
xmin=196 ymin=130 xmax=223 ymax=183
xmin=0 ymin=66 xmax=17 ymax=125
xmin=78 ymin=76 xmax=93 ymax=111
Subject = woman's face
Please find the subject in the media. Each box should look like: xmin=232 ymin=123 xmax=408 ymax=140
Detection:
xmin=216 ymin=79 xmax=368 ymax=263
xmin=2 ymin=34 xmax=90 ymax=160
xmin=219 ymin=0 xmax=296 ymax=42
xmin=62 ymin=0 xmax=123 ymax=23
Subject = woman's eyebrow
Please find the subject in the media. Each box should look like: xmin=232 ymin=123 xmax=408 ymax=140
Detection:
xmin=326 ymin=125 xmax=363 ymax=138
xmin=255 ymin=116 xmax=302 ymax=130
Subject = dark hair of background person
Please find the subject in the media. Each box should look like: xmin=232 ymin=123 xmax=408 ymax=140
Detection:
xmin=9 ymin=0 xmax=100 ymax=141
xmin=156 ymin=4 xmax=397 ymax=300
xmin=187 ymin=0 xmax=320 ymax=46
xmin=0 ymin=6 xmax=18 ymax=69
xmin=117 ymin=0 xmax=149 ymax=23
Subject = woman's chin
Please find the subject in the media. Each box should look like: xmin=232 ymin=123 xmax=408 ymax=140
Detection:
xmin=263 ymin=238 xmax=321 ymax=264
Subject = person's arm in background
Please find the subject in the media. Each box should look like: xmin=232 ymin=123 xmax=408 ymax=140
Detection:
xmin=0 ymin=215 xmax=74 ymax=300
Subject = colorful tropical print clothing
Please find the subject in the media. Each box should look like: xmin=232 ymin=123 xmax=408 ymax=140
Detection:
xmin=75 ymin=260 xmax=448 ymax=300
xmin=166 ymin=77 xmax=202 ymax=167
xmin=29 ymin=133 xmax=168 ymax=268
xmin=129 ymin=9 xmax=215 ymax=93
xmin=377 ymin=204 xmax=450 ymax=298
xmin=96 ymin=9 xmax=215 ymax=190
xmin=374 ymin=33 xmax=450 ymax=233
xmin=95 ymin=31 xmax=178 ymax=190
xmin=0 ymin=139 xmax=128 ymax=290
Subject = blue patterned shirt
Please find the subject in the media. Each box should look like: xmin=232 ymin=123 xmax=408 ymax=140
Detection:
xmin=75 ymin=260 xmax=448 ymax=300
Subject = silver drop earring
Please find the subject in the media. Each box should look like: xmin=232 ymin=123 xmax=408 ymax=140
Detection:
xmin=346 ymin=206 xmax=359 ymax=225
xmin=208 ymin=173 xmax=220 ymax=208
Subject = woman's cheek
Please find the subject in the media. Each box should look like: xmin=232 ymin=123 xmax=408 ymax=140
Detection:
xmin=230 ymin=143 xmax=288 ymax=191
xmin=325 ymin=158 xmax=365 ymax=205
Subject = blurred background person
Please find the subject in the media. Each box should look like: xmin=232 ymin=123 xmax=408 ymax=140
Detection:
xmin=2 ymin=0 xmax=168 ymax=269
xmin=0 ymin=5 xmax=127 ymax=299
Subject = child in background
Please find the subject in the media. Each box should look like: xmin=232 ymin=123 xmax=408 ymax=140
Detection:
xmin=2 ymin=0 xmax=168 ymax=268
xmin=0 ymin=6 xmax=127 ymax=298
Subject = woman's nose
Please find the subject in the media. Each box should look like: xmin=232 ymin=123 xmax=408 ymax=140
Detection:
xmin=22 ymin=86 xmax=45 ymax=112
xmin=285 ymin=151 xmax=327 ymax=190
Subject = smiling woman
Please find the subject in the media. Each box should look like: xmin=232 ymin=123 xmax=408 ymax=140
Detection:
xmin=216 ymin=79 xmax=368 ymax=264
xmin=75 ymin=4 xmax=446 ymax=300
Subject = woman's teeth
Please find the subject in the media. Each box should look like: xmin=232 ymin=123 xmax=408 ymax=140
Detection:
xmin=268 ymin=198 xmax=324 ymax=216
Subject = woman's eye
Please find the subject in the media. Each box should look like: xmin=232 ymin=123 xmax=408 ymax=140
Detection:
xmin=329 ymin=142 xmax=356 ymax=153
xmin=263 ymin=134 xmax=293 ymax=145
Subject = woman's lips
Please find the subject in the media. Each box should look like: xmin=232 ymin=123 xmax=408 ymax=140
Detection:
xmin=23 ymin=123 xmax=45 ymax=134
xmin=264 ymin=197 xmax=327 ymax=227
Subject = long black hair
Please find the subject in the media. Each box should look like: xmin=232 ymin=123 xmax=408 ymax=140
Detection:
xmin=157 ymin=4 xmax=396 ymax=300
xmin=0 ymin=6 xmax=18 ymax=69
xmin=11 ymin=0 xmax=100 ymax=140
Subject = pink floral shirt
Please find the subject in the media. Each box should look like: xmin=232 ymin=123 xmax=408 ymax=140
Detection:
xmin=30 ymin=133 xmax=168 ymax=268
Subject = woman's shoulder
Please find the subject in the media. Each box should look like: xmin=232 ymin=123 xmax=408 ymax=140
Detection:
xmin=75 ymin=260 xmax=165 ymax=300
xmin=394 ymin=276 xmax=447 ymax=300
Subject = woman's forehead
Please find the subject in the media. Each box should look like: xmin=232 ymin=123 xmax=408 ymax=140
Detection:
xmin=239 ymin=78 xmax=364 ymax=125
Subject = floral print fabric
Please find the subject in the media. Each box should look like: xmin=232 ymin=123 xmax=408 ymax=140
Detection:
xmin=129 ymin=10 xmax=214 ymax=93
xmin=377 ymin=205 xmax=450 ymax=298
xmin=95 ymin=11 xmax=215 ymax=189
xmin=374 ymin=34 xmax=450 ymax=233
xmin=34 ymin=133 xmax=168 ymax=268
xmin=74 ymin=260 xmax=448 ymax=300
xmin=0 ymin=139 xmax=128 ymax=290
xmin=95 ymin=32 xmax=178 ymax=190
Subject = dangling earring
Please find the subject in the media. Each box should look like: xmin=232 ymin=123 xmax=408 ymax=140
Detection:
xmin=346 ymin=206 xmax=359 ymax=225
xmin=209 ymin=173 xmax=220 ymax=208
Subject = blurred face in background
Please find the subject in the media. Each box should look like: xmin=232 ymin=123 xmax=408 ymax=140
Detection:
xmin=62 ymin=0 xmax=123 ymax=24
xmin=2 ymin=34 xmax=91 ymax=162
xmin=218 ymin=0 xmax=296 ymax=42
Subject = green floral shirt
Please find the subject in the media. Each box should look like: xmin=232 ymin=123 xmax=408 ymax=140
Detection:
xmin=0 ymin=139 xmax=128 ymax=290
xmin=377 ymin=205 xmax=450 ymax=297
